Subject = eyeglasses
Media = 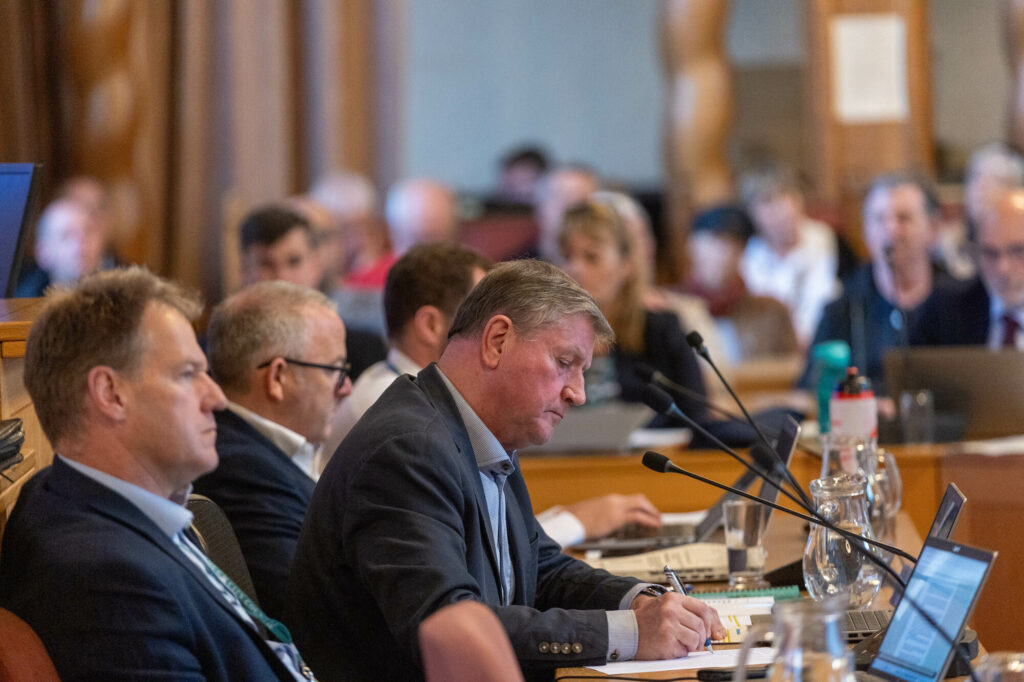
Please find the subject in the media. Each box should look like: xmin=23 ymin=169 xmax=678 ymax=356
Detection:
xmin=257 ymin=357 xmax=352 ymax=392
xmin=974 ymin=242 xmax=1024 ymax=267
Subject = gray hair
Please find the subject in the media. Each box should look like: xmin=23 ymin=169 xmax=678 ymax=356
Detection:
xmin=25 ymin=267 xmax=202 ymax=446
xmin=447 ymin=259 xmax=614 ymax=351
xmin=967 ymin=142 xmax=1024 ymax=187
xmin=863 ymin=171 xmax=940 ymax=218
xmin=207 ymin=281 xmax=337 ymax=394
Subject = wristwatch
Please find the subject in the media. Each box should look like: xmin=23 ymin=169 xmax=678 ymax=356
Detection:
xmin=639 ymin=584 xmax=669 ymax=598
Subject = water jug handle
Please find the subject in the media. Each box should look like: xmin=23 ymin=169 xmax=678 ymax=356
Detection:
xmin=734 ymin=620 xmax=772 ymax=682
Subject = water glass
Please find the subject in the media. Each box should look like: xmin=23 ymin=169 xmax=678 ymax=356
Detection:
xmin=724 ymin=499 xmax=769 ymax=590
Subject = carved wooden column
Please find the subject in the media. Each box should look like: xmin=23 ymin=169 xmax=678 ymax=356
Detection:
xmin=1005 ymin=0 xmax=1024 ymax=150
xmin=660 ymin=0 xmax=734 ymax=281
xmin=60 ymin=0 xmax=170 ymax=271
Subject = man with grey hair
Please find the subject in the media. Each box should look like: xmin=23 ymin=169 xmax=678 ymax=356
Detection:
xmin=0 ymin=267 xmax=314 ymax=679
xmin=195 ymin=281 xmax=352 ymax=620
xmin=385 ymin=178 xmax=458 ymax=255
xmin=286 ymin=259 xmax=724 ymax=681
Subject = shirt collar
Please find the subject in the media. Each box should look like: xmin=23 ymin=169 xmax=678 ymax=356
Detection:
xmin=59 ymin=454 xmax=193 ymax=537
xmin=435 ymin=368 xmax=515 ymax=477
xmin=226 ymin=401 xmax=318 ymax=480
xmin=386 ymin=347 xmax=423 ymax=376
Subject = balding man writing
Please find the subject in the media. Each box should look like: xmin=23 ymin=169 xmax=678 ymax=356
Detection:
xmin=286 ymin=260 xmax=724 ymax=681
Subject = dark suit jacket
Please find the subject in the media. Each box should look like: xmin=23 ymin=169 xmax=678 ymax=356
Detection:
xmin=615 ymin=310 xmax=708 ymax=422
xmin=910 ymin=276 xmax=990 ymax=347
xmin=286 ymin=364 xmax=641 ymax=681
xmin=0 ymin=458 xmax=296 ymax=681
xmin=193 ymin=408 xmax=316 ymax=620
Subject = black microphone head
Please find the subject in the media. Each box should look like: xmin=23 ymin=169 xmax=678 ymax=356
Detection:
xmin=642 ymin=451 xmax=673 ymax=473
xmin=633 ymin=362 xmax=657 ymax=383
xmin=750 ymin=443 xmax=781 ymax=478
xmin=640 ymin=384 xmax=674 ymax=415
xmin=685 ymin=330 xmax=708 ymax=357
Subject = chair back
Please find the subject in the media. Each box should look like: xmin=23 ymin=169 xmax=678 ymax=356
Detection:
xmin=186 ymin=494 xmax=261 ymax=606
xmin=0 ymin=608 xmax=60 ymax=682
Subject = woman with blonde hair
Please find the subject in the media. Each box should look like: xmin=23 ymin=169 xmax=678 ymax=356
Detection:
xmin=557 ymin=199 xmax=708 ymax=422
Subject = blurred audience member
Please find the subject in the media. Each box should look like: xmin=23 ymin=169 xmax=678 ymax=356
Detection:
xmin=806 ymin=173 xmax=950 ymax=391
xmin=558 ymin=199 xmax=708 ymax=422
xmin=284 ymin=193 xmax=340 ymax=291
xmin=238 ymin=203 xmax=385 ymax=379
xmin=591 ymin=191 xmax=729 ymax=398
xmin=496 ymin=145 xmax=550 ymax=206
xmin=16 ymin=197 xmax=107 ymax=297
xmin=686 ymin=205 xmax=798 ymax=364
xmin=739 ymin=164 xmax=840 ymax=346
xmin=939 ymin=142 xmax=1024 ymax=280
xmin=535 ymin=164 xmax=600 ymax=263
xmin=310 ymin=171 xmax=392 ymax=289
xmin=239 ymin=205 xmax=323 ymax=290
xmin=914 ymin=188 xmax=1024 ymax=348
xmin=385 ymin=178 xmax=458 ymax=255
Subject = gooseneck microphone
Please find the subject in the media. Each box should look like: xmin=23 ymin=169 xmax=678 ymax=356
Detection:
xmin=640 ymin=385 xmax=911 ymax=562
xmin=640 ymin=451 xmax=913 ymax=563
xmin=642 ymin=448 xmax=974 ymax=679
xmin=685 ymin=330 xmax=814 ymax=511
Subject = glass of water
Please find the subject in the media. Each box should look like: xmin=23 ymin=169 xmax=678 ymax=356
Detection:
xmin=723 ymin=499 xmax=770 ymax=590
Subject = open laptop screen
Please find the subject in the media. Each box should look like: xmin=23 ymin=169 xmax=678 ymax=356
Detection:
xmin=0 ymin=164 xmax=40 ymax=297
xmin=869 ymin=537 xmax=995 ymax=682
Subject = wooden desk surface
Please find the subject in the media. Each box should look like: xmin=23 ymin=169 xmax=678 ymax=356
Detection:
xmin=521 ymin=441 xmax=1021 ymax=650
xmin=556 ymin=513 xmax=987 ymax=680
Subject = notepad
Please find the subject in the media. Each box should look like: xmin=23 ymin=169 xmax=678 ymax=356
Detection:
xmin=583 ymin=542 xmax=728 ymax=582
xmin=697 ymin=596 xmax=775 ymax=644
xmin=585 ymin=646 xmax=775 ymax=675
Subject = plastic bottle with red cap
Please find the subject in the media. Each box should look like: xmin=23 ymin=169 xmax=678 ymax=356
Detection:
xmin=822 ymin=367 xmax=878 ymax=477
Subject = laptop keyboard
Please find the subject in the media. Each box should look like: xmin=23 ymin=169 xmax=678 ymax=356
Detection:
xmin=844 ymin=609 xmax=892 ymax=642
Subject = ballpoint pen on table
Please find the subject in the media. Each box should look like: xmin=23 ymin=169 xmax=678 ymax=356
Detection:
xmin=663 ymin=565 xmax=715 ymax=653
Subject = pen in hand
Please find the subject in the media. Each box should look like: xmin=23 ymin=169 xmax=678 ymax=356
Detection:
xmin=663 ymin=565 xmax=714 ymax=653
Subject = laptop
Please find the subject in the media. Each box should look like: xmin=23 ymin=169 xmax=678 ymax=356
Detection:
xmin=574 ymin=416 xmax=800 ymax=555
xmin=861 ymin=536 xmax=996 ymax=681
xmin=0 ymin=163 xmax=41 ymax=297
xmin=521 ymin=402 xmax=655 ymax=453
xmin=844 ymin=482 xmax=968 ymax=641
xmin=883 ymin=347 xmax=1024 ymax=440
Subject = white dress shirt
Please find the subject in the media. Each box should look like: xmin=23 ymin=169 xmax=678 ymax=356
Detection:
xmin=226 ymin=401 xmax=319 ymax=481
xmin=741 ymin=217 xmax=839 ymax=345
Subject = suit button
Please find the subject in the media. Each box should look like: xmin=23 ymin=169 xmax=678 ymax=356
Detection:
xmin=572 ymin=643 xmax=583 ymax=654
xmin=538 ymin=642 xmax=550 ymax=653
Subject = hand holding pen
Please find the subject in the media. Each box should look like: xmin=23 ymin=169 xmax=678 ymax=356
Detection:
xmin=664 ymin=565 xmax=715 ymax=653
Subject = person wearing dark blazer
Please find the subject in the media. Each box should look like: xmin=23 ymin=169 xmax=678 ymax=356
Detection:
xmin=285 ymin=261 xmax=725 ymax=681
xmin=1 ymin=459 xmax=300 ymax=680
xmin=197 ymin=281 xmax=354 ymax=620
xmin=910 ymin=276 xmax=989 ymax=347
xmin=0 ymin=268 xmax=314 ymax=680
xmin=912 ymin=188 xmax=1024 ymax=349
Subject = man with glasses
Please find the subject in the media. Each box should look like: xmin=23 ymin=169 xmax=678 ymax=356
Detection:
xmin=195 ymin=280 xmax=352 ymax=619
xmin=914 ymin=188 xmax=1024 ymax=348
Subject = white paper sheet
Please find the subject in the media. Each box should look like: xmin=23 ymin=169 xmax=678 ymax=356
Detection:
xmin=585 ymin=646 xmax=775 ymax=675
xmin=830 ymin=13 xmax=908 ymax=123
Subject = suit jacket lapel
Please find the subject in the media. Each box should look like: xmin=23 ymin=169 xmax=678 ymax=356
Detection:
xmin=415 ymin=365 xmax=505 ymax=595
xmin=47 ymin=460 xmax=277 ymax=647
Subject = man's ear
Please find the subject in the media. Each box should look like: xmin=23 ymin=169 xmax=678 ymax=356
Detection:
xmin=261 ymin=357 xmax=289 ymax=403
xmin=413 ymin=305 xmax=447 ymax=349
xmin=86 ymin=365 xmax=128 ymax=421
xmin=479 ymin=315 xmax=513 ymax=370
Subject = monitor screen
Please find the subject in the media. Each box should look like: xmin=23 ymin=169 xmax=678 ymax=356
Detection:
xmin=870 ymin=538 xmax=995 ymax=682
xmin=927 ymin=482 xmax=966 ymax=541
xmin=0 ymin=164 xmax=40 ymax=297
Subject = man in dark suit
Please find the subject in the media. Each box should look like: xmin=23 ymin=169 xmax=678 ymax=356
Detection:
xmin=913 ymin=189 xmax=1024 ymax=348
xmin=0 ymin=267 xmax=314 ymax=680
xmin=286 ymin=260 xmax=724 ymax=681
xmin=195 ymin=280 xmax=352 ymax=619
